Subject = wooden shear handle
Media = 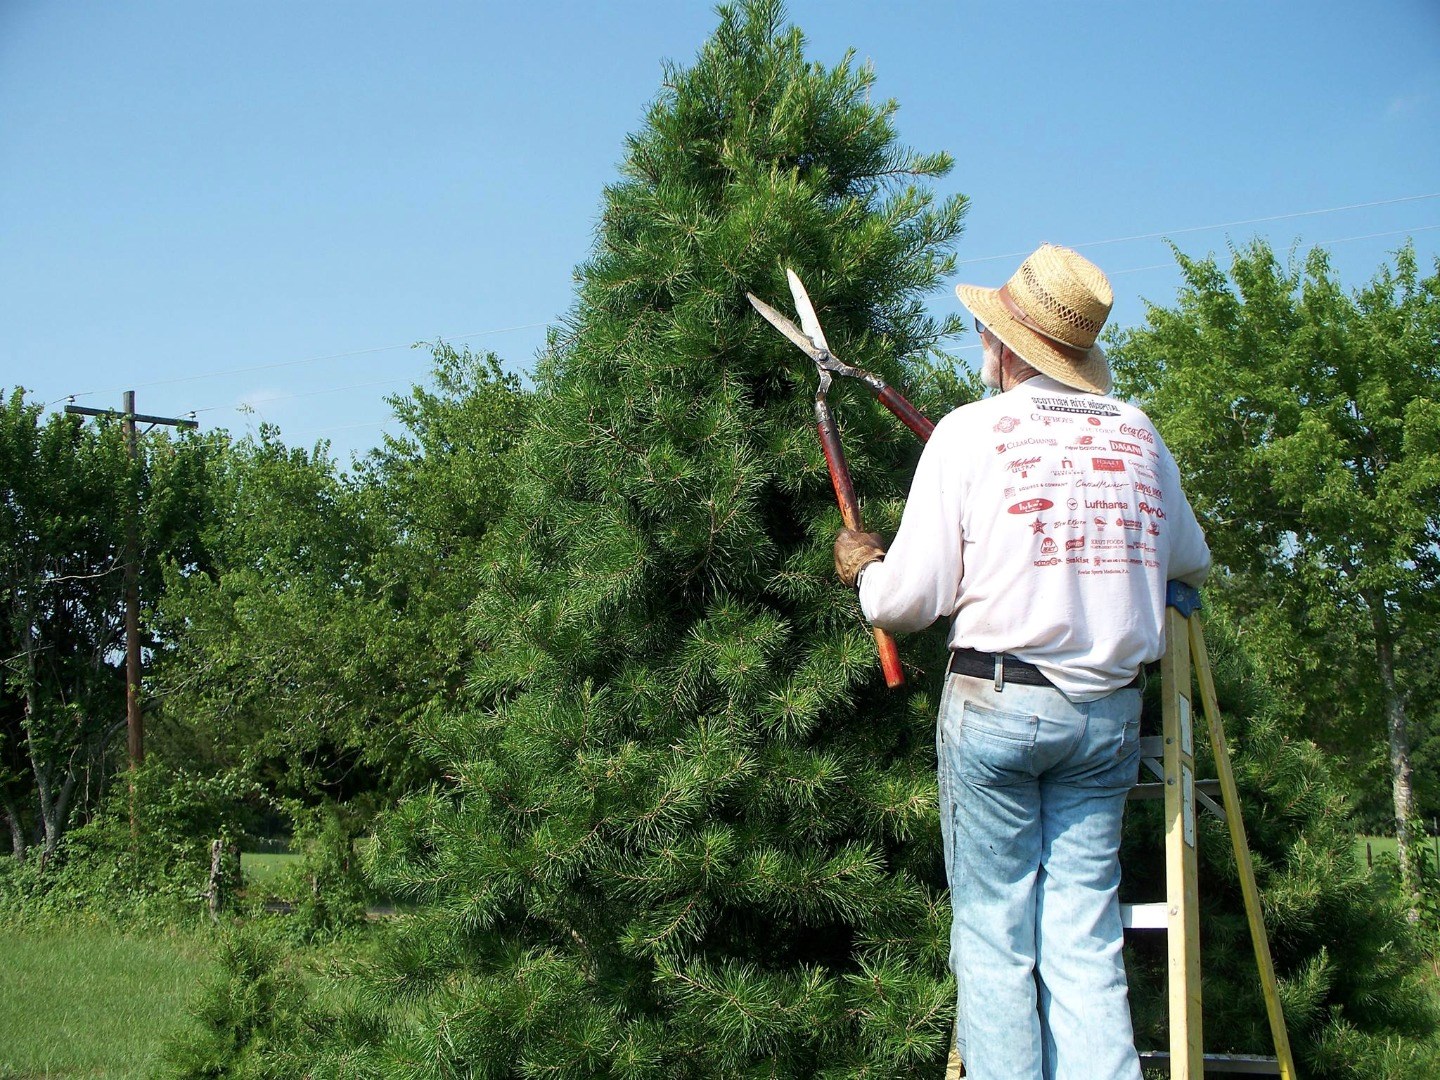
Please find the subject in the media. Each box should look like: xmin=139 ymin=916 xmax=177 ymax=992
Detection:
xmin=817 ymin=415 xmax=905 ymax=688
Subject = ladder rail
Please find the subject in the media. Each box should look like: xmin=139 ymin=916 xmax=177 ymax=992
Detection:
xmin=1187 ymin=617 xmax=1297 ymax=1080
xmin=1162 ymin=604 xmax=1205 ymax=1077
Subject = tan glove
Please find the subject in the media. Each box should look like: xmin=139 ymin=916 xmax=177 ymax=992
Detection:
xmin=834 ymin=529 xmax=887 ymax=588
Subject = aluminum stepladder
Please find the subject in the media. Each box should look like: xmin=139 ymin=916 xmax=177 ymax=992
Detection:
xmin=1120 ymin=580 xmax=1296 ymax=1078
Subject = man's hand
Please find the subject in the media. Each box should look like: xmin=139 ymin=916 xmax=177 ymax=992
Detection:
xmin=834 ymin=529 xmax=887 ymax=587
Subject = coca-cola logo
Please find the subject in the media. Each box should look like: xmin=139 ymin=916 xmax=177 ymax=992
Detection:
xmin=1119 ymin=422 xmax=1155 ymax=444
xmin=1091 ymin=457 xmax=1126 ymax=472
xmin=1008 ymin=498 xmax=1054 ymax=514
xmin=1109 ymin=439 xmax=1142 ymax=456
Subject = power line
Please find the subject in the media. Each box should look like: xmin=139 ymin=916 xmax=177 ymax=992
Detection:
xmin=1103 ymin=222 xmax=1440 ymax=278
xmin=191 ymin=376 xmax=414 ymax=415
xmin=63 ymin=320 xmax=549 ymax=403
xmin=955 ymin=193 xmax=1440 ymax=267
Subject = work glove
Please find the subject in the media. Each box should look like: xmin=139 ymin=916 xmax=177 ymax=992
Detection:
xmin=834 ymin=529 xmax=887 ymax=588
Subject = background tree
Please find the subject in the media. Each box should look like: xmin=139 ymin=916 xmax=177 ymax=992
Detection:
xmin=1108 ymin=241 xmax=1440 ymax=884
xmin=150 ymin=346 xmax=526 ymax=822
xmin=0 ymin=389 xmax=213 ymax=862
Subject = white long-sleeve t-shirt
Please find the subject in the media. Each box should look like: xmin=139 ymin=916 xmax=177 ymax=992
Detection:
xmin=858 ymin=375 xmax=1211 ymax=701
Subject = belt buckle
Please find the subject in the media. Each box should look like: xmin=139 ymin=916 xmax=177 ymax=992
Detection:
xmin=994 ymin=654 xmax=1005 ymax=692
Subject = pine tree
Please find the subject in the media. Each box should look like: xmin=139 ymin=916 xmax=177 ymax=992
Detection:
xmin=333 ymin=3 xmax=969 ymax=1076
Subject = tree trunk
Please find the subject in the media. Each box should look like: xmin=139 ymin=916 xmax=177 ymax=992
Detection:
xmin=1371 ymin=595 xmax=1416 ymax=898
xmin=2 ymin=798 xmax=24 ymax=861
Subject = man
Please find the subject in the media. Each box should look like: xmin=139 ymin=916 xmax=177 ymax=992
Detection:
xmin=834 ymin=244 xmax=1210 ymax=1080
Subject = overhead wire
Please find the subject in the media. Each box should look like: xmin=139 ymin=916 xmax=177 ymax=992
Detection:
xmin=48 ymin=194 xmax=1438 ymax=432
xmin=61 ymin=320 xmax=549 ymax=403
xmin=954 ymin=192 xmax=1440 ymax=266
xmin=936 ymin=221 xmax=1438 ymax=363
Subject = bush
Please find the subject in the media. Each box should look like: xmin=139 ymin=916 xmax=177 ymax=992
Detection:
xmin=0 ymin=762 xmax=261 ymax=925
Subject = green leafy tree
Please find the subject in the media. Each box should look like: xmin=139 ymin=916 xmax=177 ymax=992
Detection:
xmin=0 ymin=389 xmax=213 ymax=862
xmin=149 ymin=346 xmax=526 ymax=816
xmin=277 ymin=3 xmax=971 ymax=1075
xmin=1108 ymin=241 xmax=1440 ymax=884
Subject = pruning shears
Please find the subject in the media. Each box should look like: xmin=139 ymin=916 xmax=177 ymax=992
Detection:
xmin=747 ymin=270 xmax=937 ymax=689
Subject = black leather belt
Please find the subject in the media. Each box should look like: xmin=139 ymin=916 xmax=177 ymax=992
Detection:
xmin=947 ymin=648 xmax=1147 ymax=690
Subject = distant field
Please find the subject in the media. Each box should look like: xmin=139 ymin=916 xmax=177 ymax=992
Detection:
xmin=1355 ymin=834 xmax=1440 ymax=871
xmin=240 ymin=850 xmax=301 ymax=891
xmin=1357 ymin=834 xmax=1399 ymax=867
xmin=0 ymin=925 xmax=213 ymax=1079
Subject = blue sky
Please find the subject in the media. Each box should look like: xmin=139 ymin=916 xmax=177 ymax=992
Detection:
xmin=3 ymin=1 xmax=1437 ymax=463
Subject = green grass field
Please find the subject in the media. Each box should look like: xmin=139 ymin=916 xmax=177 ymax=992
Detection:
xmin=240 ymin=850 xmax=300 ymax=892
xmin=0 ymin=925 xmax=214 ymax=1079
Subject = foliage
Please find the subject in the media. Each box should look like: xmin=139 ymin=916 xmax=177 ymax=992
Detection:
xmin=150 ymin=346 xmax=526 ymax=817
xmin=263 ymin=801 xmax=373 ymax=943
xmin=271 ymin=1 xmax=974 ymax=1074
xmin=162 ymin=926 xmax=315 ymax=1080
xmin=0 ymin=760 xmax=261 ymax=924
xmin=1108 ymin=242 xmax=1440 ymax=853
xmin=1120 ymin=616 xmax=1439 ymax=1077
xmin=0 ymin=388 xmax=219 ymax=861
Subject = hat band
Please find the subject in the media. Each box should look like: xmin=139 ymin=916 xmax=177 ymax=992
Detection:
xmin=997 ymin=284 xmax=1092 ymax=364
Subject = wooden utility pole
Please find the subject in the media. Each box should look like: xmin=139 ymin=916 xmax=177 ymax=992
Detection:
xmin=66 ymin=391 xmax=197 ymax=770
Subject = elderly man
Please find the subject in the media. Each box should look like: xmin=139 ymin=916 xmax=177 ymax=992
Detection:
xmin=836 ymin=244 xmax=1210 ymax=1080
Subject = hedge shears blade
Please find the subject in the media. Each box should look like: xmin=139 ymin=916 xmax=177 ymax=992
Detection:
xmin=787 ymin=269 xmax=832 ymax=354
xmin=748 ymin=276 xmax=935 ymax=443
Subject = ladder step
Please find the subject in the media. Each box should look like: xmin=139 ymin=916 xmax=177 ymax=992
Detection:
xmin=1129 ymin=778 xmax=1222 ymax=801
xmin=1120 ymin=902 xmax=1168 ymax=929
xmin=1138 ymin=1050 xmax=1281 ymax=1074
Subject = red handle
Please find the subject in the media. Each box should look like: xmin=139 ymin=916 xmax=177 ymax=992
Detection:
xmin=818 ymin=414 xmax=905 ymax=688
xmin=877 ymin=385 xmax=935 ymax=442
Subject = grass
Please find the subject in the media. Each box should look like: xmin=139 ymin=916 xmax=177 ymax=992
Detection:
xmin=1357 ymin=833 xmax=1399 ymax=868
xmin=240 ymin=850 xmax=300 ymax=892
xmin=0 ymin=924 xmax=215 ymax=1079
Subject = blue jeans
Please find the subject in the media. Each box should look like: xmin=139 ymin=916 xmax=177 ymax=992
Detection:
xmin=936 ymin=671 xmax=1143 ymax=1080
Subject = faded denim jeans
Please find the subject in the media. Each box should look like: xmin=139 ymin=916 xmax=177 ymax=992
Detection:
xmin=936 ymin=670 xmax=1143 ymax=1080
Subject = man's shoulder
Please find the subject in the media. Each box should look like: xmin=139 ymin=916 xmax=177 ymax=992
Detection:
xmin=930 ymin=394 xmax=1012 ymax=443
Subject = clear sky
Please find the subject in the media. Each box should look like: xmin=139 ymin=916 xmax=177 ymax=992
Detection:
xmin=3 ymin=1 xmax=1437 ymax=463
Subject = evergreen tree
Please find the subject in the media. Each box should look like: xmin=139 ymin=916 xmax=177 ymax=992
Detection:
xmin=297 ymin=2 xmax=971 ymax=1075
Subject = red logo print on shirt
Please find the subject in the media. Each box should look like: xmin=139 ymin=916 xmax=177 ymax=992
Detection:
xmin=1008 ymin=498 xmax=1055 ymax=514
xmin=994 ymin=416 xmax=1020 ymax=433
xmin=1091 ymin=457 xmax=1126 ymax=472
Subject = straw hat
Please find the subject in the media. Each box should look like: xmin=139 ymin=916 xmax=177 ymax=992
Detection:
xmin=955 ymin=243 xmax=1114 ymax=394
